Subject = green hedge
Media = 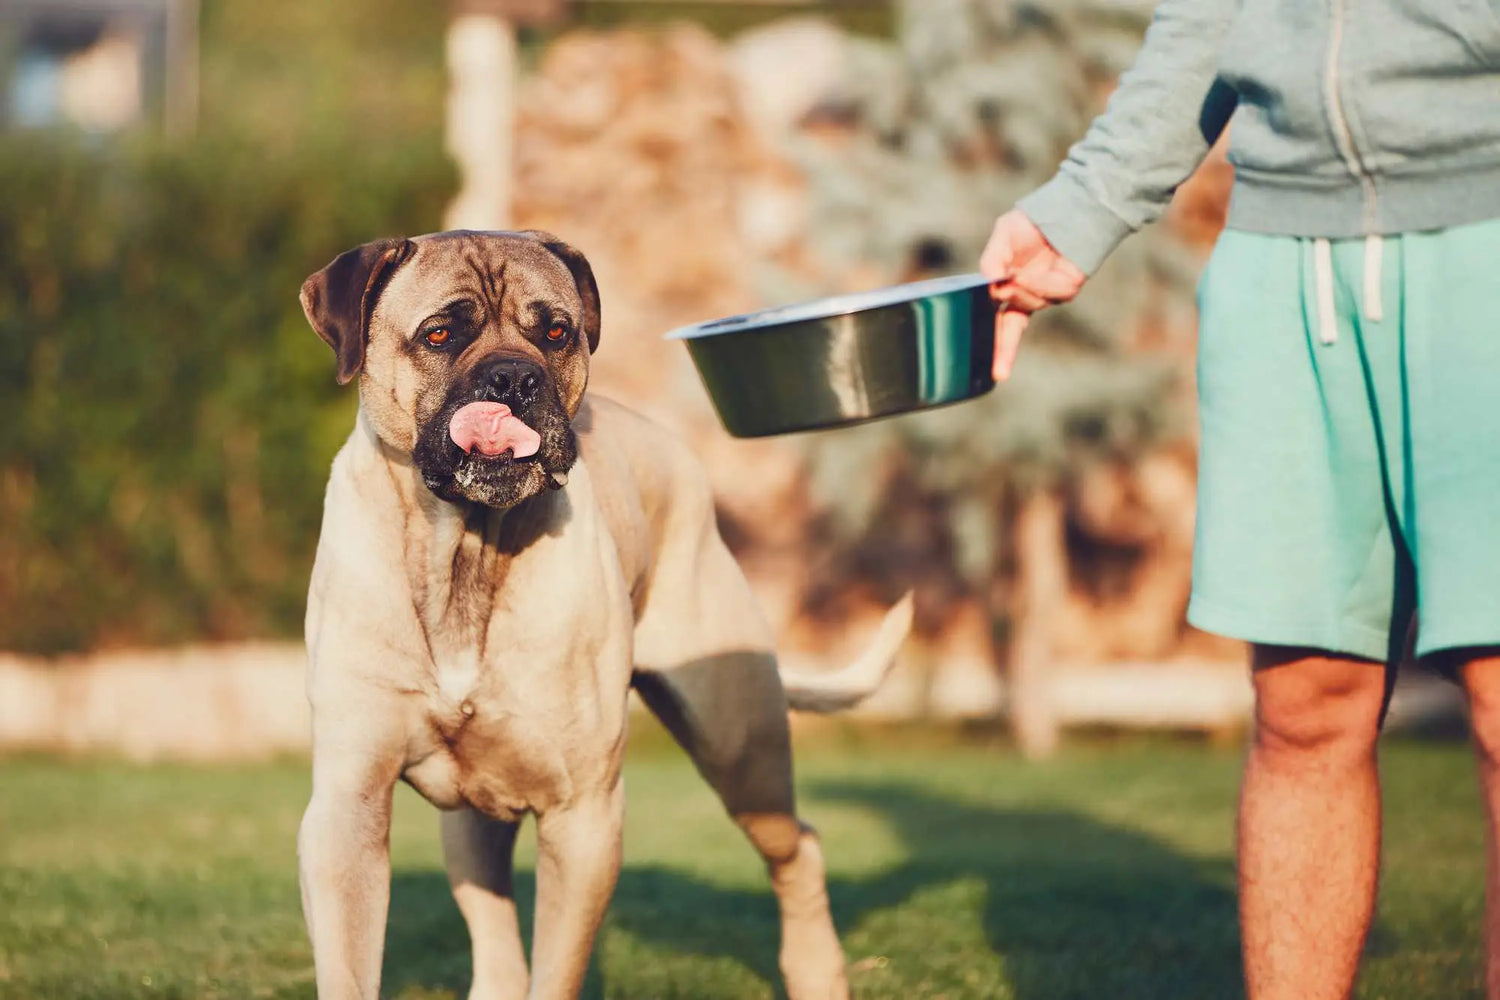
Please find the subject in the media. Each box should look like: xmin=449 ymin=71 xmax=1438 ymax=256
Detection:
xmin=0 ymin=135 xmax=453 ymax=653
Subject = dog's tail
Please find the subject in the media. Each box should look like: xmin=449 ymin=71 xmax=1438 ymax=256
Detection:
xmin=778 ymin=592 xmax=914 ymax=713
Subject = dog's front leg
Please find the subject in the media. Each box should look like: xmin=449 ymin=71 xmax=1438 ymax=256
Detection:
xmin=527 ymin=782 xmax=625 ymax=1000
xmin=299 ymin=751 xmax=401 ymax=1000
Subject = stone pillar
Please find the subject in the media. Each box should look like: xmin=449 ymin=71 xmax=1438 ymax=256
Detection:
xmin=1009 ymin=487 xmax=1064 ymax=759
xmin=443 ymin=0 xmax=567 ymax=231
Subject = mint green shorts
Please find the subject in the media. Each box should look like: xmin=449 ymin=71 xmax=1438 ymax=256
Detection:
xmin=1188 ymin=218 xmax=1500 ymax=663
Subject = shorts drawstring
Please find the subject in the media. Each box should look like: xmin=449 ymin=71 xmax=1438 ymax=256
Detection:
xmin=1314 ymin=237 xmax=1338 ymax=345
xmin=1311 ymin=233 xmax=1385 ymax=346
xmin=1363 ymin=233 xmax=1384 ymax=323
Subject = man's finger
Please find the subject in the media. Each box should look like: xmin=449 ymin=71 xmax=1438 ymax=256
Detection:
xmin=1014 ymin=258 xmax=1086 ymax=301
xmin=993 ymin=307 xmax=1030 ymax=381
xmin=992 ymin=283 xmax=1050 ymax=313
xmin=979 ymin=242 xmax=1013 ymax=283
xmin=979 ymin=210 xmax=1035 ymax=281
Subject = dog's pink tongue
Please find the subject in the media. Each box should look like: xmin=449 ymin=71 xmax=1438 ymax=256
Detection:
xmin=449 ymin=402 xmax=541 ymax=459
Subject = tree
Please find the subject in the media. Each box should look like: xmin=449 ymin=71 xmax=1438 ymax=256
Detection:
xmin=786 ymin=0 xmax=1202 ymax=757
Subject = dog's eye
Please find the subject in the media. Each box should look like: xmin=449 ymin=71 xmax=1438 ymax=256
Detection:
xmin=546 ymin=324 xmax=568 ymax=344
xmin=425 ymin=328 xmax=452 ymax=347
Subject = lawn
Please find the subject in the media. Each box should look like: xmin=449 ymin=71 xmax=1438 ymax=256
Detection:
xmin=0 ymin=723 xmax=1487 ymax=999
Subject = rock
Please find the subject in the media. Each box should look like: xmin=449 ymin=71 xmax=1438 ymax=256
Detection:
xmin=726 ymin=17 xmax=850 ymax=143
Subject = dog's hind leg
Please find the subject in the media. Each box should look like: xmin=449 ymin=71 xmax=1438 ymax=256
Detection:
xmin=633 ymin=657 xmax=851 ymax=1000
xmin=442 ymin=809 xmax=529 ymax=1000
xmin=626 ymin=449 xmax=851 ymax=998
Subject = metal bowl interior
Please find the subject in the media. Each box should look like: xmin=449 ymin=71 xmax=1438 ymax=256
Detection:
xmin=668 ymin=274 xmax=997 ymax=438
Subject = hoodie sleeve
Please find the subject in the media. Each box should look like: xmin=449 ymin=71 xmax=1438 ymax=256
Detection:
xmin=1016 ymin=0 xmax=1240 ymax=275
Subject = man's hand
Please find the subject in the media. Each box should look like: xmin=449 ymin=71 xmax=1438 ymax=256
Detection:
xmin=978 ymin=210 xmax=1087 ymax=380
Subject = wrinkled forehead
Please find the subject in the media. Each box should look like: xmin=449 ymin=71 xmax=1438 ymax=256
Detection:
xmin=372 ymin=232 xmax=582 ymax=329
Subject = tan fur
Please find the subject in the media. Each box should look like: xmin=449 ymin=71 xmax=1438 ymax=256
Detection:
xmin=297 ymin=232 xmax=908 ymax=1000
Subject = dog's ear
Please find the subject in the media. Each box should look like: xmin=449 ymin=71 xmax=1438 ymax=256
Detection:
xmin=300 ymin=238 xmax=416 ymax=385
xmin=525 ymin=231 xmax=602 ymax=354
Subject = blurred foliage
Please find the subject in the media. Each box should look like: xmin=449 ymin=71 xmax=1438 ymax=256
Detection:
xmin=0 ymin=0 xmax=454 ymax=653
xmin=196 ymin=0 xmax=447 ymax=153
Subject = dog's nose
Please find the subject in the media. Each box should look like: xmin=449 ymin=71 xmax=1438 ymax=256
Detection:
xmin=479 ymin=358 xmax=545 ymax=410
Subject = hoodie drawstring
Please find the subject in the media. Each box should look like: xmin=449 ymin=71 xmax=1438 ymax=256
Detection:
xmin=1311 ymin=233 xmax=1385 ymax=346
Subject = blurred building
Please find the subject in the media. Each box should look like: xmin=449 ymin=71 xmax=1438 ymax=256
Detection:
xmin=0 ymin=0 xmax=196 ymax=134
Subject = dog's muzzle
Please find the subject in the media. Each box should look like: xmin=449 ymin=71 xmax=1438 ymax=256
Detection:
xmin=413 ymin=356 xmax=578 ymax=507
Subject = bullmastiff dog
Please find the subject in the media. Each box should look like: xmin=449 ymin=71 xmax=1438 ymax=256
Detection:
xmin=296 ymin=230 xmax=912 ymax=1000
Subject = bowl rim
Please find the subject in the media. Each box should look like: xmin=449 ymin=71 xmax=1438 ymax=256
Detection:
xmin=663 ymin=271 xmax=992 ymax=341
xmin=720 ymin=384 xmax=999 ymax=438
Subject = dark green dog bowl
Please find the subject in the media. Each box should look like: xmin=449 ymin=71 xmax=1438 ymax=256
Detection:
xmin=666 ymin=273 xmax=998 ymax=438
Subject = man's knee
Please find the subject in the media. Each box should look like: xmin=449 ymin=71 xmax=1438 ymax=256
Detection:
xmin=1452 ymin=648 xmax=1500 ymax=766
xmin=1250 ymin=646 xmax=1387 ymax=762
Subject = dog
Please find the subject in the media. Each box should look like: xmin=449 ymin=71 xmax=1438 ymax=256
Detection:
xmin=296 ymin=230 xmax=912 ymax=1000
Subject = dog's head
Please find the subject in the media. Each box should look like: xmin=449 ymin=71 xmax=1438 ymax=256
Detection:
xmin=300 ymin=230 xmax=600 ymax=509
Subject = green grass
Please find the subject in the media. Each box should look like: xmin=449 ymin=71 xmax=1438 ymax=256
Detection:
xmin=0 ymin=724 xmax=1488 ymax=999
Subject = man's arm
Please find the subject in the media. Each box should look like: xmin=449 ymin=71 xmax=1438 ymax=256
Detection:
xmin=1016 ymin=0 xmax=1240 ymax=276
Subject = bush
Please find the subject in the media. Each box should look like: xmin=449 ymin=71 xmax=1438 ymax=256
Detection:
xmin=0 ymin=134 xmax=453 ymax=653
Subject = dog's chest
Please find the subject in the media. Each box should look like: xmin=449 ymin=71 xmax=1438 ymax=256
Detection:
xmin=403 ymin=690 xmax=576 ymax=819
xmin=389 ymin=480 xmax=629 ymax=819
xmin=397 ymin=595 xmax=625 ymax=821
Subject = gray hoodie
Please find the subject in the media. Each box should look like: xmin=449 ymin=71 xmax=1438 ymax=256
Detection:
xmin=1018 ymin=0 xmax=1500 ymax=274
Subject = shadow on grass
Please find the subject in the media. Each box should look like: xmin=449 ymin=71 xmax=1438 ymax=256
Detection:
xmin=383 ymin=779 xmax=1244 ymax=1000
xmin=816 ymin=781 xmax=1244 ymax=999
xmin=385 ymin=866 xmax=778 ymax=1000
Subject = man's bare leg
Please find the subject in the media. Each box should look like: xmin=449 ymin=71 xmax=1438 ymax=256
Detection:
xmin=1240 ymin=646 xmax=1387 ymax=1000
xmin=1454 ymin=649 xmax=1500 ymax=1000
